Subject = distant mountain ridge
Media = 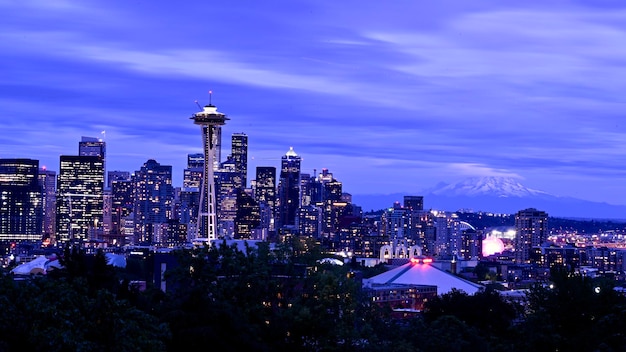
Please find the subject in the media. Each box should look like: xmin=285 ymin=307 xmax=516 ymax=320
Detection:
xmin=352 ymin=176 xmax=626 ymax=220
xmin=425 ymin=176 xmax=551 ymax=198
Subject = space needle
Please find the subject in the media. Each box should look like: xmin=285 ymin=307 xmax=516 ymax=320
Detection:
xmin=190 ymin=94 xmax=229 ymax=241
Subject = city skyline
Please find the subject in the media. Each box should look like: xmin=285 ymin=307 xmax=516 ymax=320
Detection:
xmin=2 ymin=1 xmax=626 ymax=205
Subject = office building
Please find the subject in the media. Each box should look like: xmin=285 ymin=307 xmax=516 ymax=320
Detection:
xmin=79 ymin=136 xmax=106 ymax=184
xmin=403 ymin=196 xmax=424 ymax=212
xmin=107 ymin=170 xmax=130 ymax=189
xmin=277 ymin=147 xmax=301 ymax=229
xmin=231 ymin=133 xmax=248 ymax=188
xmin=110 ymin=179 xmax=133 ymax=242
xmin=56 ymin=155 xmax=104 ymax=242
xmin=132 ymin=159 xmax=173 ymax=245
xmin=38 ymin=167 xmax=56 ymax=241
xmin=0 ymin=159 xmax=43 ymax=242
xmin=255 ymin=166 xmax=276 ymax=230
xmin=234 ymin=188 xmax=260 ymax=239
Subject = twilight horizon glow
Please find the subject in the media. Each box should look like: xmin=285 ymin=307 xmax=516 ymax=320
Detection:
xmin=2 ymin=1 xmax=626 ymax=205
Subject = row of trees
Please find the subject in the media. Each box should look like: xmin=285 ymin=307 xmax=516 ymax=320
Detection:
xmin=2 ymin=239 xmax=626 ymax=351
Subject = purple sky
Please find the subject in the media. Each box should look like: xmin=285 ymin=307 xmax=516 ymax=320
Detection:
xmin=2 ymin=1 xmax=626 ymax=204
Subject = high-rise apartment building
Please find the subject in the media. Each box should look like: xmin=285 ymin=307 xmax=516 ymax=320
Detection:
xmin=277 ymin=147 xmax=301 ymax=229
xmin=132 ymin=159 xmax=173 ymax=245
xmin=56 ymin=155 xmax=104 ymax=242
xmin=38 ymin=167 xmax=56 ymax=241
xmin=0 ymin=159 xmax=43 ymax=242
xmin=514 ymin=208 xmax=548 ymax=264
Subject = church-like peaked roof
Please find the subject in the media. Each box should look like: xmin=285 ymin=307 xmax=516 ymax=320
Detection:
xmin=363 ymin=258 xmax=483 ymax=295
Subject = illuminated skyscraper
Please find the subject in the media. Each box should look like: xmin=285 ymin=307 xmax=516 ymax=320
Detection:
xmin=56 ymin=155 xmax=104 ymax=242
xmin=514 ymin=208 xmax=548 ymax=264
xmin=79 ymin=136 xmax=106 ymax=185
xmin=190 ymin=103 xmax=228 ymax=240
xmin=0 ymin=159 xmax=42 ymax=242
xmin=277 ymin=147 xmax=301 ymax=230
xmin=255 ymin=166 xmax=276 ymax=232
xmin=231 ymin=133 xmax=248 ymax=188
xmin=132 ymin=159 xmax=173 ymax=245
xmin=38 ymin=167 xmax=56 ymax=241
xmin=234 ymin=188 xmax=260 ymax=239
xmin=111 ymin=179 xmax=133 ymax=237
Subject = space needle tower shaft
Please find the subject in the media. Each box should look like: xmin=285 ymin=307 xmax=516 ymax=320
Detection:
xmin=190 ymin=100 xmax=229 ymax=241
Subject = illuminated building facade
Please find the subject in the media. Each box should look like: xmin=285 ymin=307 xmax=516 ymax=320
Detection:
xmin=56 ymin=155 xmax=104 ymax=242
xmin=38 ymin=167 xmax=56 ymax=240
xmin=254 ymin=166 xmax=276 ymax=226
xmin=132 ymin=159 xmax=173 ymax=245
xmin=234 ymin=188 xmax=260 ymax=239
xmin=0 ymin=159 xmax=43 ymax=242
xmin=297 ymin=205 xmax=322 ymax=237
xmin=79 ymin=136 xmax=106 ymax=184
xmin=514 ymin=208 xmax=548 ymax=264
xmin=231 ymin=133 xmax=248 ymax=187
xmin=111 ymin=179 xmax=133 ymax=238
xmin=107 ymin=171 xmax=130 ymax=189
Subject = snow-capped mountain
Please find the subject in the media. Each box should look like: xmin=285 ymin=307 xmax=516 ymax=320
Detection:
xmin=426 ymin=176 xmax=551 ymax=198
xmin=352 ymin=176 xmax=626 ymax=219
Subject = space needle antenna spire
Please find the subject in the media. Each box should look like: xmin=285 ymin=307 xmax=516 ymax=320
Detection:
xmin=190 ymin=92 xmax=229 ymax=242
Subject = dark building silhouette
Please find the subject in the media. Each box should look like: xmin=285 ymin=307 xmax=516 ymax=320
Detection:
xmin=277 ymin=147 xmax=301 ymax=230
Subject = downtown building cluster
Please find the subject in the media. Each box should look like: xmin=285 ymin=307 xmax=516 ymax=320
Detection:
xmin=4 ymin=103 xmax=620 ymax=282
xmin=0 ymin=103 xmax=484 ymax=263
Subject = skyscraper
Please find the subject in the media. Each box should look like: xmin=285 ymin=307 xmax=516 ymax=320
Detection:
xmin=0 ymin=159 xmax=42 ymax=242
xmin=231 ymin=133 xmax=248 ymax=188
xmin=514 ymin=208 xmax=548 ymax=264
xmin=56 ymin=155 xmax=104 ymax=242
xmin=255 ymin=166 xmax=276 ymax=209
xmin=111 ymin=179 xmax=133 ymax=237
xmin=234 ymin=188 xmax=260 ymax=239
xmin=190 ymin=103 xmax=229 ymax=241
xmin=107 ymin=171 xmax=130 ymax=189
xmin=38 ymin=167 xmax=56 ymax=241
xmin=132 ymin=159 xmax=173 ymax=245
xmin=403 ymin=196 xmax=424 ymax=212
xmin=277 ymin=147 xmax=301 ymax=230
xmin=255 ymin=166 xmax=276 ymax=232
xmin=79 ymin=136 xmax=106 ymax=185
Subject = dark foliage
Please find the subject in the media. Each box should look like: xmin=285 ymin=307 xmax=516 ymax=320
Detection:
xmin=3 ymin=240 xmax=626 ymax=351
